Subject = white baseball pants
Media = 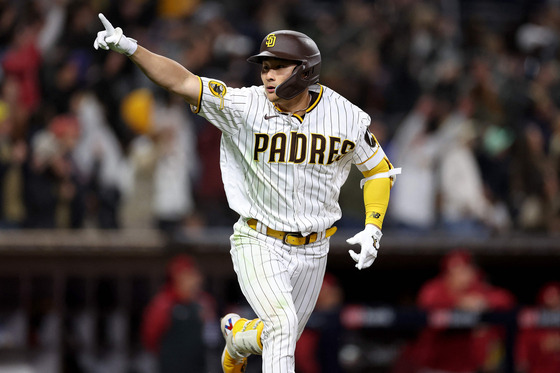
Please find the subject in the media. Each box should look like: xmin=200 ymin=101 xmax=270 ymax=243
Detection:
xmin=230 ymin=219 xmax=329 ymax=373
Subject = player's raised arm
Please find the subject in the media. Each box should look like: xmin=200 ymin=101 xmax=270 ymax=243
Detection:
xmin=93 ymin=13 xmax=200 ymax=106
xmin=129 ymin=46 xmax=201 ymax=106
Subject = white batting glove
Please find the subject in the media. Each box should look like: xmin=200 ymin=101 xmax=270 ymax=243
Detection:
xmin=93 ymin=13 xmax=137 ymax=56
xmin=346 ymin=224 xmax=382 ymax=270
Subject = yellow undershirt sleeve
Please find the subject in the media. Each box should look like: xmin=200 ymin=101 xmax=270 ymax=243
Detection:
xmin=362 ymin=160 xmax=391 ymax=229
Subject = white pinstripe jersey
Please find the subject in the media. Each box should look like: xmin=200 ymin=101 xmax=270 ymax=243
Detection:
xmin=191 ymin=77 xmax=389 ymax=235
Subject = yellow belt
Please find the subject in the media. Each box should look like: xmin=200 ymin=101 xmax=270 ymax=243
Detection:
xmin=247 ymin=219 xmax=337 ymax=246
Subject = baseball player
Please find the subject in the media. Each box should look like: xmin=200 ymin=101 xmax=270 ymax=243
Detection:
xmin=94 ymin=14 xmax=400 ymax=373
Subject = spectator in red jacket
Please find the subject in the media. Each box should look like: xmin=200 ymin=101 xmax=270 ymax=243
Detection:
xmin=141 ymin=254 xmax=212 ymax=373
xmin=516 ymin=282 xmax=560 ymax=373
xmin=405 ymin=250 xmax=515 ymax=373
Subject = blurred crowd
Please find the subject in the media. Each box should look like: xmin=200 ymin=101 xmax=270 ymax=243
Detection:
xmin=1 ymin=0 xmax=560 ymax=235
xmin=390 ymin=250 xmax=560 ymax=373
xmin=137 ymin=252 xmax=560 ymax=373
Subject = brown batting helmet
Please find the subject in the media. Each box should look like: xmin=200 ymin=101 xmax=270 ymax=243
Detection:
xmin=248 ymin=30 xmax=321 ymax=100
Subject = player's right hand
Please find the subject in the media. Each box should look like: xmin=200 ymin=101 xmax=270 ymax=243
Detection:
xmin=93 ymin=13 xmax=138 ymax=56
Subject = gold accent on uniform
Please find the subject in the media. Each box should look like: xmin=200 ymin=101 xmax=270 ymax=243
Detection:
xmin=271 ymin=85 xmax=323 ymax=124
xmin=247 ymin=219 xmax=337 ymax=245
xmin=265 ymin=34 xmax=276 ymax=47
xmin=306 ymin=85 xmax=323 ymax=112
xmin=253 ymin=133 xmax=270 ymax=162
xmin=356 ymin=146 xmax=380 ymax=166
xmin=269 ymin=133 xmax=287 ymax=163
xmin=209 ymin=80 xmax=227 ymax=110
xmin=327 ymin=136 xmax=342 ymax=165
xmin=288 ymin=131 xmax=307 ymax=164
xmin=309 ymin=133 xmax=326 ymax=165
xmin=292 ymin=114 xmax=303 ymax=123
xmin=190 ymin=76 xmax=203 ymax=114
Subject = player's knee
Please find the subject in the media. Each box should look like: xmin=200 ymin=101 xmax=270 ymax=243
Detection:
xmin=266 ymin=310 xmax=298 ymax=340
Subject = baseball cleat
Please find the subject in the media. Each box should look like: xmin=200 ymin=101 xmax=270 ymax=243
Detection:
xmin=221 ymin=313 xmax=248 ymax=373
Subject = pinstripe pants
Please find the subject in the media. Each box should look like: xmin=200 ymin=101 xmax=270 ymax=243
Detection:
xmin=230 ymin=219 xmax=329 ymax=373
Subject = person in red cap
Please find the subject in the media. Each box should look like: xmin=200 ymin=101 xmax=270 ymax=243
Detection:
xmin=516 ymin=282 xmax=560 ymax=373
xmin=141 ymin=254 xmax=213 ymax=373
xmin=399 ymin=250 xmax=515 ymax=373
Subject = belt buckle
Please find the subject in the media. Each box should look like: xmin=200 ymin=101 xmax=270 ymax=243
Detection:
xmin=283 ymin=233 xmax=294 ymax=245
xmin=283 ymin=232 xmax=299 ymax=245
xmin=283 ymin=232 xmax=309 ymax=245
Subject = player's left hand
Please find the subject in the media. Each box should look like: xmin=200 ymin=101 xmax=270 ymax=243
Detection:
xmin=346 ymin=224 xmax=382 ymax=270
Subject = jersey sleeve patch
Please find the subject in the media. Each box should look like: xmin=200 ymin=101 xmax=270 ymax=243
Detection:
xmin=209 ymin=80 xmax=227 ymax=110
xmin=364 ymin=129 xmax=378 ymax=148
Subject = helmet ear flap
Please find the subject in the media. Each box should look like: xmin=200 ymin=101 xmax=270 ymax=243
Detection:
xmin=275 ymin=62 xmax=321 ymax=100
xmin=275 ymin=65 xmax=306 ymax=100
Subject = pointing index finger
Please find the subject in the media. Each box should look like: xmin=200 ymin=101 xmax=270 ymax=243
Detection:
xmin=98 ymin=13 xmax=115 ymax=36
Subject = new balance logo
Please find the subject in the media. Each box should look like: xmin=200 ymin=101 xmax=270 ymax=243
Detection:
xmin=264 ymin=114 xmax=279 ymax=120
xmin=225 ymin=318 xmax=234 ymax=332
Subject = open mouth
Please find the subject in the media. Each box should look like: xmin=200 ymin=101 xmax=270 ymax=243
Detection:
xmin=266 ymin=86 xmax=276 ymax=93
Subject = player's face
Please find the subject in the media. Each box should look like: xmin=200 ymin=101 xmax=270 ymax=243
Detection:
xmin=261 ymin=58 xmax=298 ymax=102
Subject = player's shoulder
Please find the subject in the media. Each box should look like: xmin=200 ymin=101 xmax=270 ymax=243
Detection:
xmin=320 ymin=85 xmax=370 ymax=122
xmin=199 ymin=76 xmax=259 ymax=97
xmin=321 ymin=85 xmax=364 ymax=109
xmin=227 ymin=83 xmax=266 ymax=101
